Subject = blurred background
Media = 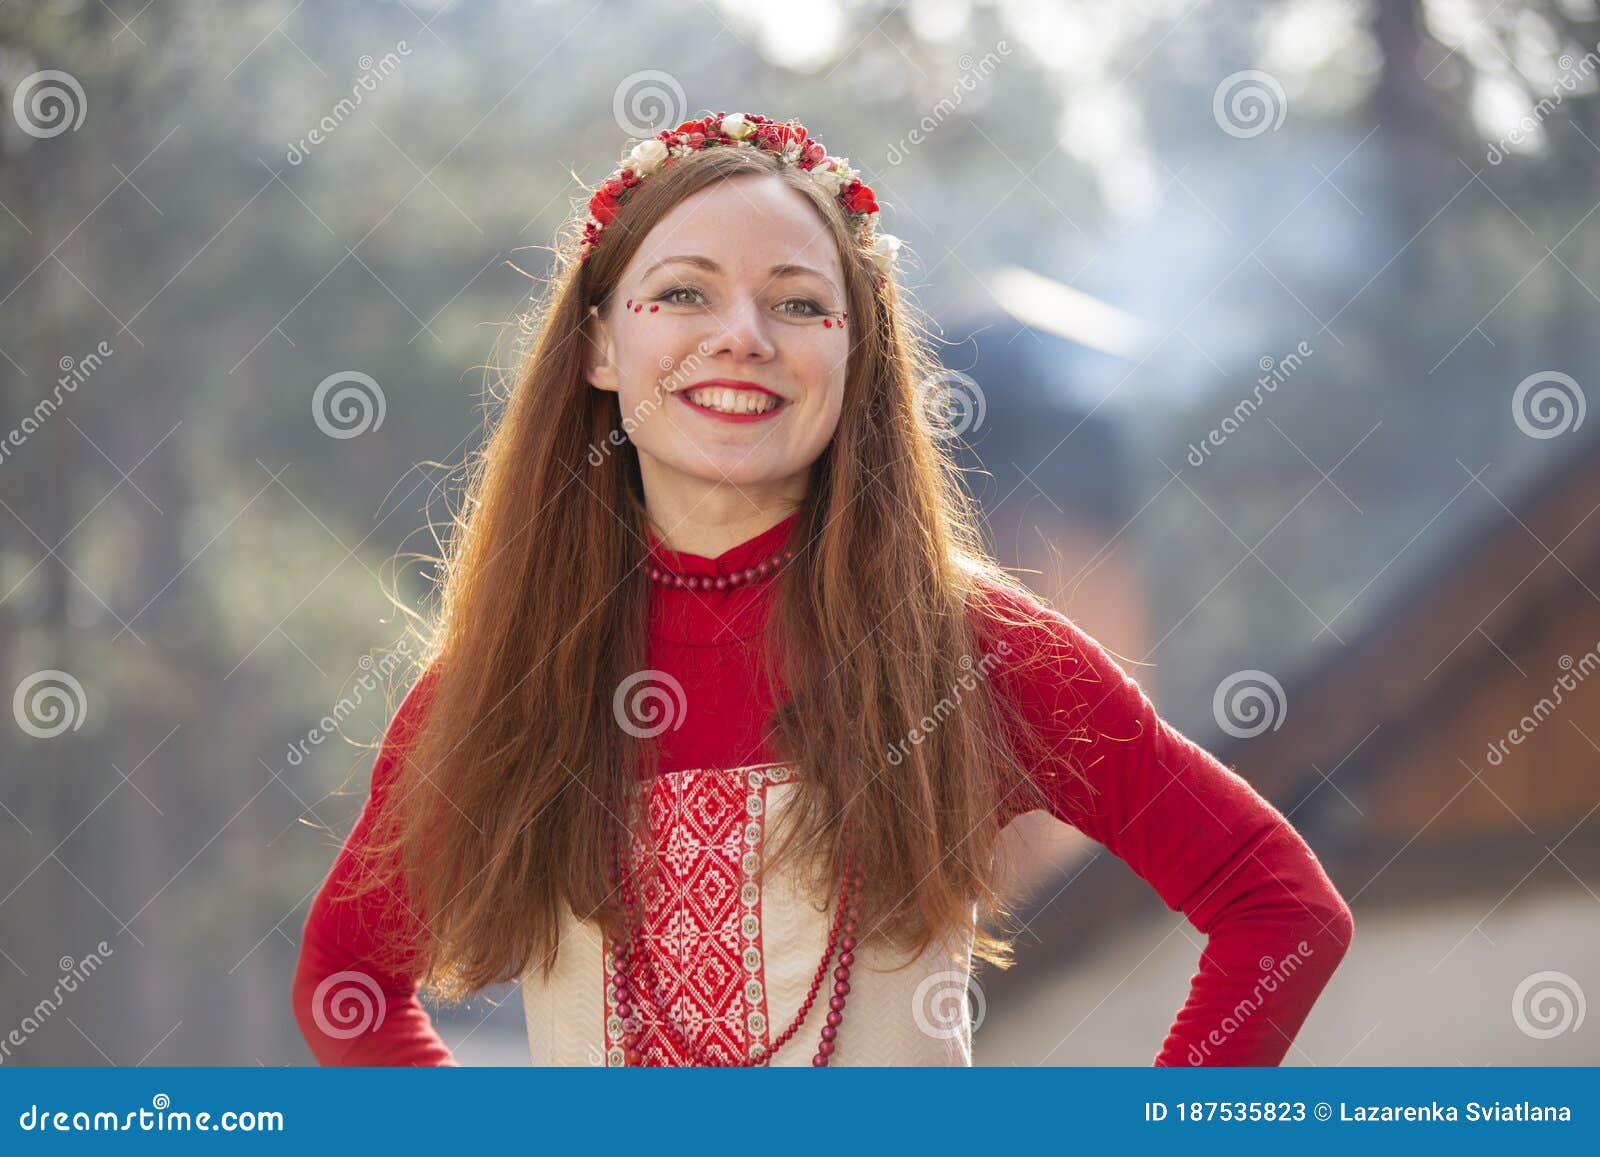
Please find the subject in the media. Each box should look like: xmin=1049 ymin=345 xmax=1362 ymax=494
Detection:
xmin=2 ymin=0 xmax=1597 ymax=1066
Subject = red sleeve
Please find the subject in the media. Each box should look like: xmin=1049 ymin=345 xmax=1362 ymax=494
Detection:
xmin=977 ymin=579 xmax=1354 ymax=1066
xmin=291 ymin=668 xmax=459 ymax=1066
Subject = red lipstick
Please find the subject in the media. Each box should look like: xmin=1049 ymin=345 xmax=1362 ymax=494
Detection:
xmin=676 ymin=379 xmax=788 ymax=424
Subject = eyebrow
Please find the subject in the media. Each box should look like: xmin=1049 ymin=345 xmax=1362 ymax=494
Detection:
xmin=638 ymin=255 xmax=837 ymax=286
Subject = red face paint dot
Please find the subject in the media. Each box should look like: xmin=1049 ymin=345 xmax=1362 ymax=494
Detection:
xmin=649 ymin=304 xmax=659 ymax=312
xmin=822 ymin=318 xmax=832 ymax=328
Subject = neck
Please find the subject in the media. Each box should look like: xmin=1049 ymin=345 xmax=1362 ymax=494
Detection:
xmin=640 ymin=475 xmax=806 ymax=558
xmin=647 ymin=506 xmax=800 ymax=559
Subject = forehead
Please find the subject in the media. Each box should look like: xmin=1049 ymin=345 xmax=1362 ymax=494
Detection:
xmin=628 ymin=173 xmax=844 ymax=284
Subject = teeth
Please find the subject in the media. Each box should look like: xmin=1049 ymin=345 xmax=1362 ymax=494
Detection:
xmin=686 ymin=387 xmax=780 ymax=414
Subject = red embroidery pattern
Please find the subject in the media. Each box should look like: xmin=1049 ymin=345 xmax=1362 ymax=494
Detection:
xmin=603 ymin=763 xmax=797 ymax=1065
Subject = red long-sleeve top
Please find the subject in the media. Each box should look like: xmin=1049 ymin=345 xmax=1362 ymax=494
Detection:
xmin=292 ymin=512 xmax=1353 ymax=1065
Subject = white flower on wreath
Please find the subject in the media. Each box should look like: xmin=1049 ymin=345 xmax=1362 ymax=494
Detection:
xmin=808 ymin=164 xmax=845 ymax=197
xmin=868 ymin=232 xmax=902 ymax=276
xmin=628 ymin=138 xmax=669 ymax=176
xmin=720 ymin=113 xmax=753 ymax=139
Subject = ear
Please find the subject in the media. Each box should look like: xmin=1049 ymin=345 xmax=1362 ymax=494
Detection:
xmin=583 ymin=304 xmax=620 ymax=394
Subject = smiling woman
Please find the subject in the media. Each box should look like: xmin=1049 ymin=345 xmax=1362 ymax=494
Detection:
xmin=291 ymin=110 xmax=1354 ymax=1068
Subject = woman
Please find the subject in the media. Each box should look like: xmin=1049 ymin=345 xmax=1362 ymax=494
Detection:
xmin=290 ymin=111 xmax=1354 ymax=1067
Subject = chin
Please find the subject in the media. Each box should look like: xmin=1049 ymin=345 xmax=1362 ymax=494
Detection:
xmin=685 ymin=462 xmax=791 ymax=488
xmin=649 ymin=445 xmax=789 ymax=486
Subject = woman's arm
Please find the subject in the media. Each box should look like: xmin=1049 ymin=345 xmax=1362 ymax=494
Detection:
xmin=979 ymin=579 xmax=1354 ymax=1065
xmin=291 ymin=669 xmax=459 ymax=1066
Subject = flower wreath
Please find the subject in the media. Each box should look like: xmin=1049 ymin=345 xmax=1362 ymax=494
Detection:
xmin=580 ymin=110 xmax=902 ymax=282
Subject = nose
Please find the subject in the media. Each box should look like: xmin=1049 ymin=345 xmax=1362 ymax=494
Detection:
xmin=704 ymin=296 xmax=777 ymax=363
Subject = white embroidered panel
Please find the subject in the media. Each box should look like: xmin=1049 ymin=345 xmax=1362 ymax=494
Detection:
xmin=520 ymin=763 xmax=977 ymax=1066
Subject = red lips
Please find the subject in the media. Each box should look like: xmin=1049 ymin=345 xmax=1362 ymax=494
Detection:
xmin=676 ymin=379 xmax=789 ymax=424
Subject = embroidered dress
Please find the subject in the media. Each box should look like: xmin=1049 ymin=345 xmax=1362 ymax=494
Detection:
xmin=293 ymin=513 xmax=1354 ymax=1066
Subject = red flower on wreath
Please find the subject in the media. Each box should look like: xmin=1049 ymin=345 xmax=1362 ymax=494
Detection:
xmin=841 ymin=181 xmax=879 ymax=216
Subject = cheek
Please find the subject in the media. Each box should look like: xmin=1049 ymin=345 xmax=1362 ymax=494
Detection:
xmin=617 ymin=322 xmax=688 ymax=394
xmin=799 ymin=334 xmax=850 ymax=404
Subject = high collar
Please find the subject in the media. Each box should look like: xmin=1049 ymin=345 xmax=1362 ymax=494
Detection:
xmin=646 ymin=511 xmax=801 ymax=645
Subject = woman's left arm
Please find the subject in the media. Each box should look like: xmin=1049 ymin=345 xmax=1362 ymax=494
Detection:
xmin=981 ymin=581 xmax=1355 ymax=1065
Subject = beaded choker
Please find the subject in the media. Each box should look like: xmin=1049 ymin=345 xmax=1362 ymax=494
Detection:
xmin=647 ymin=547 xmax=795 ymax=591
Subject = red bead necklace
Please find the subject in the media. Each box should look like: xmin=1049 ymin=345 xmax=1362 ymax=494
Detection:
xmin=647 ymin=547 xmax=795 ymax=591
xmin=610 ymin=818 xmax=861 ymax=1067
